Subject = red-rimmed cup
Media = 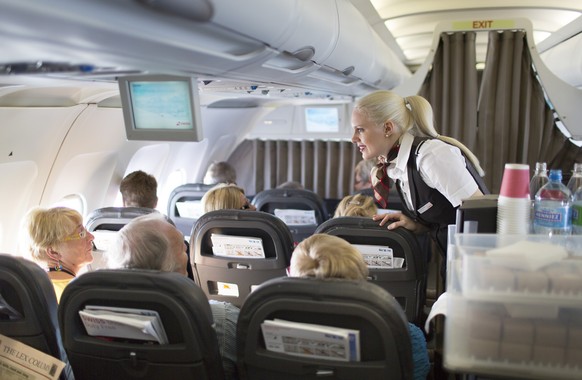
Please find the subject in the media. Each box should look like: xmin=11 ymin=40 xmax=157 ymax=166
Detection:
xmin=499 ymin=164 xmax=530 ymax=199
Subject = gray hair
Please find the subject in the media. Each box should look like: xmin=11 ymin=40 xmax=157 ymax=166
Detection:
xmin=355 ymin=159 xmax=376 ymax=184
xmin=107 ymin=213 xmax=180 ymax=273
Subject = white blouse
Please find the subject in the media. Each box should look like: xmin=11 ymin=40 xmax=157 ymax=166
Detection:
xmin=387 ymin=133 xmax=478 ymax=210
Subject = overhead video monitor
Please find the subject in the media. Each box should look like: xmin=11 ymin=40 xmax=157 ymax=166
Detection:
xmin=304 ymin=107 xmax=339 ymax=133
xmin=118 ymin=74 xmax=203 ymax=142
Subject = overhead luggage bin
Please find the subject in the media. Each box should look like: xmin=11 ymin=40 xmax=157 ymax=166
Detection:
xmin=316 ymin=0 xmax=410 ymax=89
xmin=210 ymin=0 xmax=410 ymax=92
xmin=0 ymin=0 xmax=278 ymax=77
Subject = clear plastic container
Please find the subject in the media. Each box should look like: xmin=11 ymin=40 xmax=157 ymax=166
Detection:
xmin=533 ymin=169 xmax=572 ymax=236
xmin=566 ymin=162 xmax=582 ymax=197
xmin=529 ymin=162 xmax=548 ymax=201
xmin=572 ymin=187 xmax=582 ymax=235
xmin=444 ymin=233 xmax=582 ymax=380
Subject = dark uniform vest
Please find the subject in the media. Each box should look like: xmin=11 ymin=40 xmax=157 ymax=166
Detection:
xmin=396 ymin=136 xmax=488 ymax=255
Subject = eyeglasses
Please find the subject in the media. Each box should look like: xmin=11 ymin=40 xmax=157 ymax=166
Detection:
xmin=241 ymin=202 xmax=251 ymax=210
xmin=64 ymin=227 xmax=88 ymax=241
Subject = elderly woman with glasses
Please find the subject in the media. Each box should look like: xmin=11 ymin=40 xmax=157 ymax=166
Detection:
xmin=201 ymin=183 xmax=256 ymax=212
xmin=23 ymin=206 xmax=94 ymax=302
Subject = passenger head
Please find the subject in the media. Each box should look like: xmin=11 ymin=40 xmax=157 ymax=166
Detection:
xmin=203 ymin=161 xmax=237 ymax=185
xmin=334 ymin=194 xmax=377 ymax=218
xmin=353 ymin=159 xmax=376 ymax=192
xmin=107 ymin=213 xmax=188 ymax=276
xmin=120 ymin=170 xmax=158 ymax=208
xmin=277 ymin=181 xmax=304 ymax=190
xmin=289 ymin=234 xmax=368 ymax=281
xmin=23 ymin=206 xmax=94 ymax=275
xmin=201 ymin=183 xmax=255 ymax=212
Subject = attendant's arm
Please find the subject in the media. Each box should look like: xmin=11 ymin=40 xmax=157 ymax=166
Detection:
xmin=372 ymin=212 xmax=430 ymax=234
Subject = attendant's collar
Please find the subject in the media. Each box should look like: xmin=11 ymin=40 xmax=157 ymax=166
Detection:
xmin=390 ymin=133 xmax=415 ymax=174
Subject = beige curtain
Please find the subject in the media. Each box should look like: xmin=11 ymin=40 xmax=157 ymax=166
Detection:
xmin=419 ymin=32 xmax=479 ymax=153
xmin=476 ymin=30 xmax=566 ymax=191
xmin=229 ymin=139 xmax=359 ymax=198
xmin=421 ymin=30 xmax=574 ymax=192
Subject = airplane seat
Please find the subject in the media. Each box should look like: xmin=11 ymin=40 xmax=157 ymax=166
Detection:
xmin=0 ymin=254 xmax=74 ymax=380
xmin=251 ymin=188 xmax=328 ymax=243
xmin=190 ymin=209 xmax=294 ymax=308
xmin=85 ymin=206 xmax=171 ymax=232
xmin=84 ymin=207 xmax=181 ymax=274
xmin=237 ymin=276 xmax=414 ymax=380
xmin=315 ymin=217 xmax=427 ymax=324
xmin=167 ymin=183 xmax=214 ymax=237
xmin=58 ymin=269 xmax=225 ymax=380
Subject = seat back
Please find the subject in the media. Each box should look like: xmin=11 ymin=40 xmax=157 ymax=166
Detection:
xmin=190 ymin=210 xmax=294 ymax=308
xmin=58 ymin=269 xmax=225 ymax=380
xmin=315 ymin=217 xmax=426 ymax=323
xmin=167 ymin=183 xmax=214 ymax=237
xmin=0 ymin=254 xmax=74 ymax=380
xmin=251 ymin=189 xmax=328 ymax=243
xmin=84 ymin=207 xmax=173 ymax=272
xmin=237 ymin=276 xmax=413 ymax=380
xmin=85 ymin=206 xmax=165 ymax=232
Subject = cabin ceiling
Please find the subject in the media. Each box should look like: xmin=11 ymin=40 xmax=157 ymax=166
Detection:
xmin=0 ymin=0 xmax=581 ymax=96
xmin=361 ymin=0 xmax=582 ymax=69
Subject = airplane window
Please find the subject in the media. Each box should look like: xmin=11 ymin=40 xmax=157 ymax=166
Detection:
xmin=51 ymin=193 xmax=87 ymax=216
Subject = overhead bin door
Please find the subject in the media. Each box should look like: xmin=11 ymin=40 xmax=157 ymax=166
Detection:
xmin=211 ymin=0 xmax=339 ymax=84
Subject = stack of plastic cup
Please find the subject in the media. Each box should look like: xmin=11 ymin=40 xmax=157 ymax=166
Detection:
xmin=497 ymin=163 xmax=531 ymax=235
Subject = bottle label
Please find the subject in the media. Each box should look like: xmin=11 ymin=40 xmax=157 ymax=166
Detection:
xmin=534 ymin=206 xmax=572 ymax=228
xmin=573 ymin=204 xmax=582 ymax=227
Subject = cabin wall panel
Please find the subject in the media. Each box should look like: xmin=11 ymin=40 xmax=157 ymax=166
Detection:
xmin=40 ymin=105 xmax=140 ymax=217
xmin=0 ymin=105 xmax=86 ymax=254
xmin=0 ymin=161 xmax=37 ymax=255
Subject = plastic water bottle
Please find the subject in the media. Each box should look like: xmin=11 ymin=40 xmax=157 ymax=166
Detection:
xmin=573 ymin=187 xmax=582 ymax=235
xmin=533 ymin=169 xmax=572 ymax=235
xmin=528 ymin=162 xmax=549 ymax=233
xmin=529 ymin=162 xmax=549 ymax=200
xmin=567 ymin=163 xmax=582 ymax=198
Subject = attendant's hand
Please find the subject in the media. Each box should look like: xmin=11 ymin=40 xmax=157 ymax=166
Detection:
xmin=372 ymin=212 xmax=430 ymax=234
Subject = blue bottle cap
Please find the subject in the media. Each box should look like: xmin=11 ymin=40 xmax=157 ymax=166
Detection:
xmin=549 ymin=169 xmax=562 ymax=182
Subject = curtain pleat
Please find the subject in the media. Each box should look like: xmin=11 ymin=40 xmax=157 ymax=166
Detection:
xmin=420 ymin=32 xmax=479 ymax=153
xmin=477 ymin=30 xmax=564 ymax=192
xmin=229 ymin=139 xmax=360 ymax=199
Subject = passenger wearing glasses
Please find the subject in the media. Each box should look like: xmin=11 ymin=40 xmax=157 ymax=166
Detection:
xmin=22 ymin=207 xmax=95 ymax=302
xmin=201 ymin=183 xmax=256 ymax=212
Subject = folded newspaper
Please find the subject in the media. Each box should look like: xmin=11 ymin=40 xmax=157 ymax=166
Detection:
xmin=0 ymin=333 xmax=65 ymax=380
xmin=261 ymin=319 xmax=360 ymax=362
xmin=79 ymin=305 xmax=168 ymax=344
xmin=211 ymin=233 xmax=265 ymax=258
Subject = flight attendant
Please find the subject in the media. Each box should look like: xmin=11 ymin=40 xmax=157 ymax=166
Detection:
xmin=351 ymin=90 xmax=486 ymax=259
